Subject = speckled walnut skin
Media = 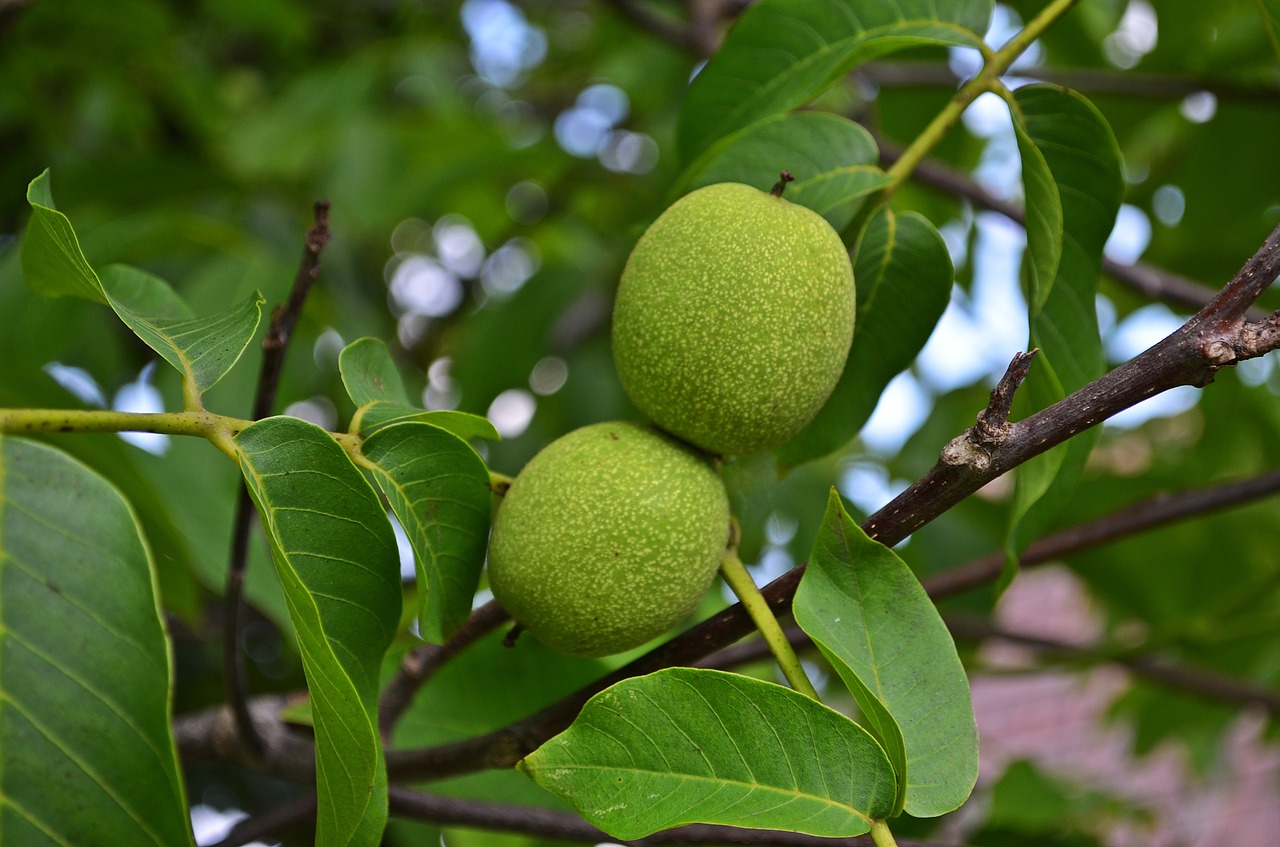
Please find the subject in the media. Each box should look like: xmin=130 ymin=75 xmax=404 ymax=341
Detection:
xmin=612 ymin=182 xmax=855 ymax=456
xmin=487 ymin=422 xmax=730 ymax=658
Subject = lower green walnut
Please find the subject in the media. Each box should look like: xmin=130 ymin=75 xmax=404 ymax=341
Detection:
xmin=487 ymin=421 xmax=730 ymax=657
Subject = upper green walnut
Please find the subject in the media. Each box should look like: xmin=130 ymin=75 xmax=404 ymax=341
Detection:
xmin=487 ymin=421 xmax=729 ymax=658
xmin=612 ymin=182 xmax=856 ymax=455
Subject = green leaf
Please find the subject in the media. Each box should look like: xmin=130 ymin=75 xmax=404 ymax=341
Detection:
xmin=22 ymin=171 xmax=263 ymax=394
xmin=1011 ymin=106 xmax=1063 ymax=314
xmin=356 ymin=400 xmax=500 ymax=442
xmin=1258 ymin=0 xmax=1280 ymax=64
xmin=339 ymin=337 xmax=412 ymax=406
xmin=20 ymin=170 xmax=107 ymax=303
xmin=678 ymin=0 xmax=994 ymax=163
xmin=360 ymin=422 xmax=492 ymax=643
xmin=0 ymin=437 xmax=193 ymax=847
xmin=679 ymin=112 xmax=891 ymax=231
xmin=236 ymin=417 xmax=402 ymax=847
xmin=521 ymin=667 xmax=897 ymax=839
xmin=100 ymin=265 xmax=265 ymax=394
xmin=794 ymin=490 xmax=978 ymax=818
xmin=1004 ymin=86 xmax=1123 ymax=585
xmin=777 ymin=209 xmax=952 ymax=470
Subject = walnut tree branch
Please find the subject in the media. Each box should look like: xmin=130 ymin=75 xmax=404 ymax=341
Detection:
xmin=223 ymin=199 xmax=331 ymax=755
xmin=385 ymin=222 xmax=1280 ymax=783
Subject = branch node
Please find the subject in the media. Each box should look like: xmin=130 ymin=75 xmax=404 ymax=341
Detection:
xmin=942 ymin=433 xmax=990 ymax=471
xmin=1204 ymin=339 xmax=1237 ymax=366
xmin=973 ymin=349 xmax=1037 ymax=443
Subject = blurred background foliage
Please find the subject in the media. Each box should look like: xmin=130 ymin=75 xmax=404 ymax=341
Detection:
xmin=3 ymin=0 xmax=1280 ymax=843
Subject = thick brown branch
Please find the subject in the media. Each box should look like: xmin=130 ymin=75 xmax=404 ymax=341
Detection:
xmin=224 ymin=200 xmax=332 ymax=755
xmin=386 ymin=788 xmax=959 ymax=847
xmin=946 ymin=616 xmax=1280 ymax=716
xmin=864 ymin=219 xmax=1280 ymax=545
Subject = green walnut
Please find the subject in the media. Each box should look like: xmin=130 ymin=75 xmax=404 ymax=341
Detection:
xmin=612 ymin=181 xmax=856 ymax=456
xmin=487 ymin=421 xmax=730 ymax=658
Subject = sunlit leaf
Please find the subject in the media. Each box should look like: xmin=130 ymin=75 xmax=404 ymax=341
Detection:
xmin=795 ymin=490 xmax=978 ymax=817
xmin=22 ymin=171 xmax=263 ymax=394
xmin=679 ymin=112 xmax=891 ymax=231
xmin=236 ymin=417 xmax=402 ymax=847
xmin=678 ymin=0 xmax=994 ymax=163
xmin=777 ymin=209 xmax=952 ymax=470
xmin=0 ymin=437 xmax=193 ymax=846
xmin=361 ymin=421 xmax=492 ymax=643
xmin=521 ymin=667 xmax=897 ymax=839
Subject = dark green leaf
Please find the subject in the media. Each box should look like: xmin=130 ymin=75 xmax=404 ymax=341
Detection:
xmin=236 ymin=417 xmax=402 ymax=847
xmin=22 ymin=172 xmax=263 ymax=394
xmin=361 ymin=422 xmax=492 ymax=643
xmin=340 ymin=337 xmax=412 ymax=407
xmin=679 ymin=112 xmax=890 ymax=231
xmin=1004 ymin=86 xmax=1123 ymax=583
xmin=678 ymin=0 xmax=994 ymax=163
xmin=794 ymin=490 xmax=978 ymax=817
xmin=777 ymin=209 xmax=952 ymax=470
xmin=0 ymin=437 xmax=193 ymax=846
xmin=521 ymin=667 xmax=897 ymax=839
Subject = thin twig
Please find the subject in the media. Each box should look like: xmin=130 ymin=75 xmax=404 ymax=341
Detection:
xmin=922 ymin=468 xmax=1280 ymax=600
xmin=378 ymin=599 xmax=509 ymax=738
xmin=945 ymin=615 xmax=1280 ymax=715
xmin=602 ymin=0 xmax=697 ymax=51
xmin=223 ymin=200 xmax=331 ymax=755
xmin=875 ymin=139 xmax=1271 ymax=321
xmin=858 ymin=59 xmax=1280 ymax=105
xmin=973 ymin=349 xmax=1037 ymax=442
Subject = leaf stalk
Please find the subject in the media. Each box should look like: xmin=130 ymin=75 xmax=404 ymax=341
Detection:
xmin=719 ymin=549 xmax=820 ymax=700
